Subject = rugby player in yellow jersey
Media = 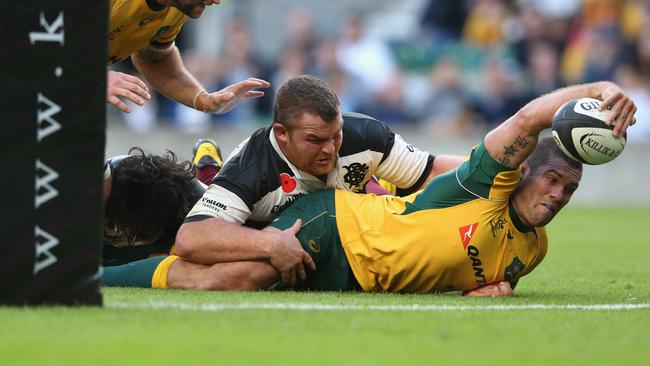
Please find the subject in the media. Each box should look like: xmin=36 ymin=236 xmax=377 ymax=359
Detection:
xmin=142 ymin=80 xmax=636 ymax=296
xmin=107 ymin=0 xmax=269 ymax=113
xmin=261 ymin=81 xmax=637 ymax=296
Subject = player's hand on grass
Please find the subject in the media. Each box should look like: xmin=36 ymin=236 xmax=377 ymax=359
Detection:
xmin=107 ymin=70 xmax=151 ymax=113
xmin=269 ymin=219 xmax=316 ymax=287
xmin=598 ymin=82 xmax=637 ymax=138
xmin=463 ymin=281 xmax=513 ymax=297
xmin=197 ymin=77 xmax=270 ymax=114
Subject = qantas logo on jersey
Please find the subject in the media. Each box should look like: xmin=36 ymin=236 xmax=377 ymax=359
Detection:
xmin=466 ymin=245 xmax=487 ymax=286
xmin=458 ymin=222 xmax=478 ymax=250
xmin=458 ymin=222 xmax=486 ymax=286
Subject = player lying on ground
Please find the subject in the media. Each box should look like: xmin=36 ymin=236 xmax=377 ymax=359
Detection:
xmin=102 ymin=146 xmax=212 ymax=267
xmin=119 ymin=80 xmax=635 ymax=296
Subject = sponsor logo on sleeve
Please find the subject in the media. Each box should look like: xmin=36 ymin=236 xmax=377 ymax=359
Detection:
xmin=201 ymin=197 xmax=227 ymax=211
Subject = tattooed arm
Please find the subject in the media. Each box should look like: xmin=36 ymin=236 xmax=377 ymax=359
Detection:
xmin=483 ymin=81 xmax=634 ymax=168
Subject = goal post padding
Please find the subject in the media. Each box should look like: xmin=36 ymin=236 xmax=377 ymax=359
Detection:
xmin=0 ymin=1 xmax=107 ymax=305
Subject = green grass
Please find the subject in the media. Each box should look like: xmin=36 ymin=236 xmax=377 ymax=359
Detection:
xmin=2 ymin=206 xmax=649 ymax=365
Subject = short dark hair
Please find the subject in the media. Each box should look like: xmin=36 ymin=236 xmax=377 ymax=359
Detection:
xmin=105 ymin=147 xmax=195 ymax=245
xmin=526 ymin=137 xmax=583 ymax=175
xmin=273 ymin=75 xmax=340 ymax=129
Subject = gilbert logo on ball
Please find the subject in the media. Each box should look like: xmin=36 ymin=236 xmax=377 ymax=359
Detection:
xmin=551 ymin=98 xmax=626 ymax=165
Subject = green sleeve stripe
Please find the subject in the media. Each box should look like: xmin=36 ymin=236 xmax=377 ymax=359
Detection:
xmin=456 ymin=140 xmax=514 ymax=199
xmin=404 ymin=169 xmax=475 ymax=212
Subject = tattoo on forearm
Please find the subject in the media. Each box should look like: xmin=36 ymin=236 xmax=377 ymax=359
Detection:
xmin=514 ymin=136 xmax=530 ymax=149
xmin=499 ymin=136 xmax=530 ymax=167
xmin=503 ymin=144 xmax=518 ymax=156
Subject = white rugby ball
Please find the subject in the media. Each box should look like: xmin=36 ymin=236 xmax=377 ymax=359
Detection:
xmin=551 ymin=98 xmax=626 ymax=165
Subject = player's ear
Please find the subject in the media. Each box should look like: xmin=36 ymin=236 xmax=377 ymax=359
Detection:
xmin=273 ymin=122 xmax=289 ymax=144
xmin=520 ymin=159 xmax=529 ymax=176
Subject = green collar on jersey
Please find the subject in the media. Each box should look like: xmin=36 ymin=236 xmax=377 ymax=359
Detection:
xmin=509 ymin=200 xmax=535 ymax=233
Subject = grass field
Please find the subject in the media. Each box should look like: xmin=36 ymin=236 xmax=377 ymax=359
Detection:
xmin=2 ymin=206 xmax=649 ymax=365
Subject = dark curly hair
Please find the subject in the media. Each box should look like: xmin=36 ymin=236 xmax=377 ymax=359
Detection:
xmin=105 ymin=147 xmax=195 ymax=246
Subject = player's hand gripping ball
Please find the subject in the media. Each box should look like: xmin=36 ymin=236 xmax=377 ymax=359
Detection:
xmin=551 ymin=98 xmax=626 ymax=165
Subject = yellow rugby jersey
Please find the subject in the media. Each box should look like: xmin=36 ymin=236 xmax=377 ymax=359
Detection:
xmin=108 ymin=0 xmax=187 ymax=64
xmin=335 ymin=140 xmax=548 ymax=293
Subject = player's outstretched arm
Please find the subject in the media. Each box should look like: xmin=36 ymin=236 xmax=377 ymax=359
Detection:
xmin=483 ymin=81 xmax=636 ymax=169
xmin=195 ymin=77 xmax=271 ymax=114
xmin=132 ymin=43 xmax=269 ymax=114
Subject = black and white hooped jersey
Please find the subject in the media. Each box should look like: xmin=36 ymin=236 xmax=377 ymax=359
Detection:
xmin=186 ymin=112 xmax=434 ymax=226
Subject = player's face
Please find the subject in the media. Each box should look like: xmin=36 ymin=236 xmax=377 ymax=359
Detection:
xmin=513 ymin=158 xmax=582 ymax=227
xmin=164 ymin=0 xmax=220 ymax=19
xmin=275 ymin=112 xmax=343 ymax=178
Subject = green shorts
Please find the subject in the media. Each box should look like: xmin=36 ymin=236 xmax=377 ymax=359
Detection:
xmin=270 ymin=190 xmax=357 ymax=291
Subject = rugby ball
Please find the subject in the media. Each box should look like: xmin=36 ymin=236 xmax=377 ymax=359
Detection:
xmin=551 ymin=98 xmax=626 ymax=165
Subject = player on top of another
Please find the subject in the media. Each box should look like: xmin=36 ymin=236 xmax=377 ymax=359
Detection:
xmin=146 ymin=80 xmax=635 ymax=296
xmin=174 ymin=75 xmax=466 ymax=286
xmin=107 ymin=0 xmax=269 ymax=114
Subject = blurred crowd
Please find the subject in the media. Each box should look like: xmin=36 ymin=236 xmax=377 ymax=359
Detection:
xmin=110 ymin=0 xmax=650 ymax=143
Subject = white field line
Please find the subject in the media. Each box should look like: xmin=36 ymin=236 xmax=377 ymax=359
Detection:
xmin=107 ymin=302 xmax=650 ymax=312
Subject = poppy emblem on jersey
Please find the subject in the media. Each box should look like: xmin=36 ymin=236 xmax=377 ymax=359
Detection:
xmin=458 ymin=222 xmax=479 ymax=250
xmin=279 ymin=173 xmax=297 ymax=193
